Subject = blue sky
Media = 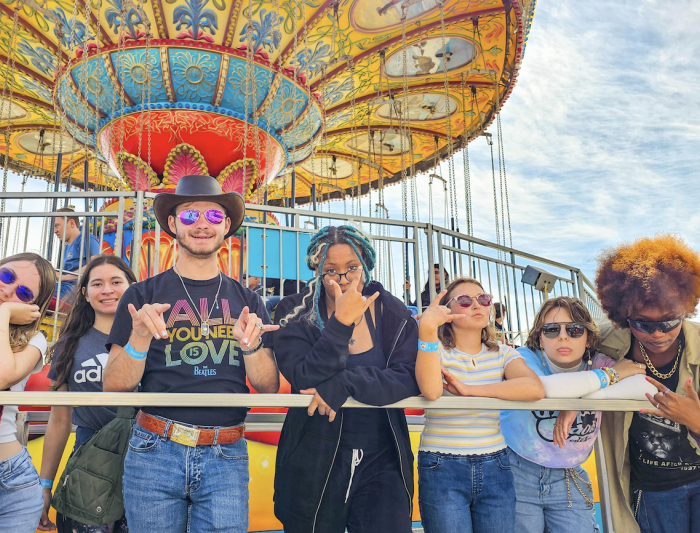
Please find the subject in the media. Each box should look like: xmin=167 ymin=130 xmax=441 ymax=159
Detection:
xmin=4 ymin=0 xmax=699 ymax=289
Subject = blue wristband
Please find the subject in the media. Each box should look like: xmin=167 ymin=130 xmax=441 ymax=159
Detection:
xmin=592 ymin=368 xmax=609 ymax=389
xmin=40 ymin=478 xmax=53 ymax=489
xmin=124 ymin=341 xmax=148 ymax=360
xmin=418 ymin=340 xmax=439 ymax=352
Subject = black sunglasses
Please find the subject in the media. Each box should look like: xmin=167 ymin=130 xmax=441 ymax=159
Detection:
xmin=627 ymin=317 xmax=682 ymax=335
xmin=541 ymin=322 xmax=586 ymax=339
xmin=0 ymin=267 xmax=35 ymax=303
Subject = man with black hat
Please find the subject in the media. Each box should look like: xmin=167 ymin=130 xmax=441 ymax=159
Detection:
xmin=104 ymin=175 xmax=280 ymax=533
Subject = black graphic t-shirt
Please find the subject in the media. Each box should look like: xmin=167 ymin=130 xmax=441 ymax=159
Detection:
xmin=627 ymin=336 xmax=700 ymax=491
xmin=107 ymin=269 xmax=271 ymax=427
xmin=48 ymin=328 xmax=117 ymax=432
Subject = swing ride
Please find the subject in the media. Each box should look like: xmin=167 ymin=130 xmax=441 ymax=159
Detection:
xmin=0 ymin=1 xmax=555 ymax=532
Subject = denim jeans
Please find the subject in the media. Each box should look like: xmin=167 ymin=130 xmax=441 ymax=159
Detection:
xmin=511 ymin=453 xmax=599 ymax=533
xmin=634 ymin=477 xmax=700 ymax=533
xmin=122 ymin=422 xmax=249 ymax=533
xmin=418 ymin=447 xmax=516 ymax=533
xmin=0 ymin=447 xmax=43 ymax=533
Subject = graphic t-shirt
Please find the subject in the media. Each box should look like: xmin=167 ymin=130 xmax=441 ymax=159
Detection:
xmin=420 ymin=342 xmax=522 ymax=455
xmin=500 ymin=347 xmax=616 ymax=468
xmin=107 ymin=269 xmax=271 ymax=427
xmin=626 ymin=336 xmax=700 ymax=491
xmin=47 ymin=328 xmax=116 ymax=432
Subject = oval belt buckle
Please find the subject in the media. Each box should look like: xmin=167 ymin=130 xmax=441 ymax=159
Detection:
xmin=171 ymin=423 xmax=201 ymax=447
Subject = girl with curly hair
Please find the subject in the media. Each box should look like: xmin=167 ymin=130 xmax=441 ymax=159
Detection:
xmin=595 ymin=235 xmax=700 ymax=533
xmin=415 ymin=277 xmax=544 ymax=533
xmin=500 ymin=297 xmax=652 ymax=533
xmin=271 ymin=225 xmax=420 ymax=533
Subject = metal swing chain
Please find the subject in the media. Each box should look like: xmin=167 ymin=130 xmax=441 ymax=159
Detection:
xmin=242 ymin=0 xmax=254 ymax=197
xmin=0 ymin=6 xmax=21 ymax=256
xmin=437 ymin=0 xmax=458 ymax=231
xmin=460 ymin=78 xmax=474 ymax=241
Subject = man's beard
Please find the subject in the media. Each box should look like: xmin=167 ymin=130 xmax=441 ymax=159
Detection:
xmin=176 ymin=229 xmax=225 ymax=258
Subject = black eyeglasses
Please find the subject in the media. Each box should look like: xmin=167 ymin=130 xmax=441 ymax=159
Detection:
xmin=322 ymin=266 xmax=362 ymax=285
xmin=627 ymin=317 xmax=682 ymax=335
xmin=0 ymin=267 xmax=35 ymax=303
xmin=446 ymin=293 xmax=493 ymax=308
xmin=541 ymin=322 xmax=586 ymax=339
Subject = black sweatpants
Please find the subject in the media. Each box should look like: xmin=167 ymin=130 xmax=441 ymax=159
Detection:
xmin=307 ymin=444 xmax=413 ymax=533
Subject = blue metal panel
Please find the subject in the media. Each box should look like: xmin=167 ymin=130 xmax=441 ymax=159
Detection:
xmin=247 ymin=228 xmax=313 ymax=280
xmin=168 ymin=49 xmax=221 ymax=103
xmin=71 ymin=57 xmax=116 ymax=114
xmin=281 ymin=105 xmax=321 ymax=148
xmin=57 ymin=78 xmax=97 ymax=130
xmin=265 ymin=78 xmax=309 ymax=130
xmin=221 ymin=56 xmax=273 ymax=116
xmin=110 ymin=49 xmax=169 ymax=104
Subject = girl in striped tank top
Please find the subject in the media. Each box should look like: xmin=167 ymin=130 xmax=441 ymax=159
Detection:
xmin=415 ymin=277 xmax=545 ymax=533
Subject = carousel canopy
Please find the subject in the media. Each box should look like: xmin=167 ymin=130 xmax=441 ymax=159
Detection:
xmin=0 ymin=0 xmax=535 ymax=203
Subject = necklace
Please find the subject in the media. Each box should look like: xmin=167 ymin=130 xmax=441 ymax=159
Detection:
xmin=349 ymin=314 xmax=365 ymax=345
xmin=638 ymin=340 xmax=682 ymax=380
xmin=174 ymin=266 xmax=222 ymax=337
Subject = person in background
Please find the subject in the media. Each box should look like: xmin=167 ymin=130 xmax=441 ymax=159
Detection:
xmin=494 ymin=302 xmax=508 ymax=342
xmin=415 ymin=277 xmax=544 ymax=533
xmin=53 ymin=207 xmax=100 ymax=300
xmin=0 ymin=253 xmax=56 ymax=532
xmin=408 ymin=264 xmax=450 ymax=310
xmin=271 ymin=225 xmax=419 ymax=533
xmin=595 ymin=235 xmax=700 ymax=533
xmin=500 ymin=296 xmax=652 ymax=533
xmin=38 ymin=256 xmax=136 ymax=532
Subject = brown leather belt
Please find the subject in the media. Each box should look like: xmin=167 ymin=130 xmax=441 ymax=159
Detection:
xmin=136 ymin=411 xmax=245 ymax=447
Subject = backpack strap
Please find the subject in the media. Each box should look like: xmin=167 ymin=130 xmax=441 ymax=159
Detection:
xmin=116 ymin=407 xmax=136 ymax=419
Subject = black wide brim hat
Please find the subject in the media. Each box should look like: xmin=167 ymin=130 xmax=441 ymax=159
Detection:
xmin=152 ymin=175 xmax=245 ymax=239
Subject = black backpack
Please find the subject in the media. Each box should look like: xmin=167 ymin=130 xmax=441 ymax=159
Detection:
xmin=51 ymin=407 xmax=135 ymax=525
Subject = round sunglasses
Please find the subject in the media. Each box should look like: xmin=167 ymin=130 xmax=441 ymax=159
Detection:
xmin=0 ymin=267 xmax=34 ymax=303
xmin=446 ymin=293 xmax=493 ymax=308
xmin=541 ymin=322 xmax=586 ymax=339
xmin=627 ymin=317 xmax=682 ymax=335
xmin=178 ymin=209 xmax=226 ymax=226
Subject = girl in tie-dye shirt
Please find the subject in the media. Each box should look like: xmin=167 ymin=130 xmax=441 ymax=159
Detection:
xmin=500 ymin=297 xmax=654 ymax=533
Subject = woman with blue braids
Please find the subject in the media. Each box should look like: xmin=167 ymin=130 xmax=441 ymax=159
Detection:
xmin=271 ymin=225 xmax=420 ymax=533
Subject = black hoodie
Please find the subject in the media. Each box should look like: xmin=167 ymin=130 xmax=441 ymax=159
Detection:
xmin=271 ymin=280 xmax=419 ymax=531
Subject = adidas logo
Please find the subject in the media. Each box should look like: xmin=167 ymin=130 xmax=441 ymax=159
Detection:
xmin=74 ymin=353 xmax=109 ymax=384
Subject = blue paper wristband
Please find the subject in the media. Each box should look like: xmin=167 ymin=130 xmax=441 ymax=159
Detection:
xmin=592 ymin=368 xmax=609 ymax=389
xmin=125 ymin=341 xmax=148 ymax=360
xmin=40 ymin=478 xmax=53 ymax=489
xmin=418 ymin=340 xmax=439 ymax=352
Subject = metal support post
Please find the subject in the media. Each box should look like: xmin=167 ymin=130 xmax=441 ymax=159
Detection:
xmin=46 ymin=153 xmax=63 ymax=261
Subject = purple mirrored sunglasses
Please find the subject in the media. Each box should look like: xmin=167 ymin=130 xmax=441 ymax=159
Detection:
xmin=178 ymin=209 xmax=226 ymax=226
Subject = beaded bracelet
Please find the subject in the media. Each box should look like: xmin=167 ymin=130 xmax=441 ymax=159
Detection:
xmin=601 ymin=367 xmax=620 ymax=385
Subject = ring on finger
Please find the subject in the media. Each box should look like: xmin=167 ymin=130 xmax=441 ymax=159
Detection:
xmin=663 ymin=388 xmax=671 ymax=395
xmin=255 ymin=322 xmax=264 ymax=330
xmin=656 ymin=403 xmax=660 ymax=409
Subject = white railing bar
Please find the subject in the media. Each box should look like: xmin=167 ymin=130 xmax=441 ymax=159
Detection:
xmin=0 ymin=392 xmax=649 ymax=411
xmin=0 ymin=192 xmax=137 ymax=199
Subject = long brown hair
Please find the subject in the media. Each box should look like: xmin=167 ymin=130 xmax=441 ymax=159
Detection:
xmin=0 ymin=253 xmax=55 ymax=352
xmin=438 ymin=277 xmax=498 ymax=351
xmin=525 ymin=296 xmax=601 ymax=355
xmin=48 ymin=255 xmax=136 ymax=390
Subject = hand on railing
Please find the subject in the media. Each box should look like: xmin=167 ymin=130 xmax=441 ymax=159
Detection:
xmin=300 ymin=387 xmax=337 ymax=422
xmin=613 ymin=358 xmax=646 ymax=380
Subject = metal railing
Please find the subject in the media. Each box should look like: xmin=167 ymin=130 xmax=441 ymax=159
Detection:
xmin=0 ymin=190 xmax=603 ymax=343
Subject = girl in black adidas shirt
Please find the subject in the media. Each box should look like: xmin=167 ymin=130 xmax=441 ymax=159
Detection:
xmin=39 ymin=256 xmax=136 ymax=532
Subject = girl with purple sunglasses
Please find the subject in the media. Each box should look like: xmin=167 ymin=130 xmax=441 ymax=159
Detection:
xmin=0 ymin=253 xmax=56 ymax=532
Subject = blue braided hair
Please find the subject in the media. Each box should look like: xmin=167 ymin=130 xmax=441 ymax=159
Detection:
xmin=279 ymin=225 xmax=377 ymax=330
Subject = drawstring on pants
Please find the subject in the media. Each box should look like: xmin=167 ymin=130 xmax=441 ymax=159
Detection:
xmin=345 ymin=449 xmax=364 ymax=503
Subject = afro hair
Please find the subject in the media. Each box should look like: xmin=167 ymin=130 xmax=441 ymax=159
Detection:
xmin=595 ymin=234 xmax=700 ymax=328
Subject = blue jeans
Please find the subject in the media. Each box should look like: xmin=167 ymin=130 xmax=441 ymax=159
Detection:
xmin=0 ymin=447 xmax=43 ymax=533
xmin=511 ymin=453 xmax=599 ymax=533
xmin=634 ymin=478 xmax=700 ymax=533
xmin=418 ymin=448 xmax=516 ymax=533
xmin=122 ymin=422 xmax=249 ymax=533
